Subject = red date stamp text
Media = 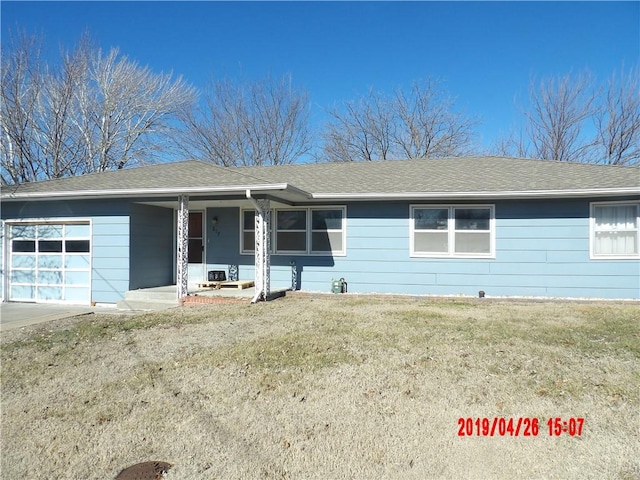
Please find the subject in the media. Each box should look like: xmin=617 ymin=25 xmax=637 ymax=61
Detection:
xmin=457 ymin=417 xmax=584 ymax=437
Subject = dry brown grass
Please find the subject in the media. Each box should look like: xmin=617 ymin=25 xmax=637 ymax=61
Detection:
xmin=1 ymin=294 xmax=639 ymax=479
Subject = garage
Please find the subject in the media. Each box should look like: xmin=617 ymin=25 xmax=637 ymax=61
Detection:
xmin=8 ymin=222 xmax=91 ymax=303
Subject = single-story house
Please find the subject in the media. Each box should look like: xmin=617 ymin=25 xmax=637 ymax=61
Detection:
xmin=1 ymin=156 xmax=639 ymax=304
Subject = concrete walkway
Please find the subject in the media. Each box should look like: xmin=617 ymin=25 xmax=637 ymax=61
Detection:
xmin=0 ymin=303 xmax=97 ymax=332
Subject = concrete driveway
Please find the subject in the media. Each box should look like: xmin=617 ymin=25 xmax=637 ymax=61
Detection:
xmin=0 ymin=303 xmax=96 ymax=332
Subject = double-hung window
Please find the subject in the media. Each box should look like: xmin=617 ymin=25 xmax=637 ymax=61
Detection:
xmin=241 ymin=210 xmax=256 ymax=254
xmin=276 ymin=210 xmax=307 ymax=253
xmin=591 ymin=201 xmax=639 ymax=259
xmin=311 ymin=209 xmax=345 ymax=254
xmin=411 ymin=205 xmax=494 ymax=257
xmin=240 ymin=206 xmax=346 ymax=255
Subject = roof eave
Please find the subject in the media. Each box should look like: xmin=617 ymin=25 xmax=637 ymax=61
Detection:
xmin=1 ymin=183 xmax=313 ymax=202
xmin=311 ymin=187 xmax=640 ymax=201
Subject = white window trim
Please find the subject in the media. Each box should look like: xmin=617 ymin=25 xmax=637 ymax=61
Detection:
xmin=239 ymin=206 xmax=347 ymax=256
xmin=308 ymin=206 xmax=347 ymax=256
xmin=590 ymin=200 xmax=640 ymax=260
xmin=274 ymin=208 xmax=308 ymax=255
xmin=240 ymin=209 xmax=257 ymax=255
xmin=410 ymin=204 xmax=496 ymax=259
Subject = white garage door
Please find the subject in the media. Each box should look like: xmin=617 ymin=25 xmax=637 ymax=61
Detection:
xmin=9 ymin=222 xmax=91 ymax=303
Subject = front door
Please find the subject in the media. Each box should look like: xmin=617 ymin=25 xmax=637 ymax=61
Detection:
xmin=187 ymin=212 xmax=205 ymax=288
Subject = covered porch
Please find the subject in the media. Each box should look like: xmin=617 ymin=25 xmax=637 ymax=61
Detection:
xmin=130 ymin=182 xmax=312 ymax=306
xmin=117 ymin=284 xmax=290 ymax=310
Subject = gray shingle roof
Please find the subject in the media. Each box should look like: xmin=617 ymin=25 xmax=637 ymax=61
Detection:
xmin=231 ymin=156 xmax=639 ymax=198
xmin=2 ymin=157 xmax=638 ymax=201
xmin=2 ymin=160 xmax=277 ymax=195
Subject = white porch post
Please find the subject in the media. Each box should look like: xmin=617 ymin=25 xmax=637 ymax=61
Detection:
xmin=252 ymin=198 xmax=271 ymax=302
xmin=176 ymin=194 xmax=189 ymax=300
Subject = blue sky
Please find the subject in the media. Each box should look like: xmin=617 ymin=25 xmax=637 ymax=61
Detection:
xmin=2 ymin=1 xmax=639 ymax=153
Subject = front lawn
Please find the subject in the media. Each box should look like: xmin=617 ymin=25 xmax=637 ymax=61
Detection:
xmin=1 ymin=294 xmax=638 ymax=479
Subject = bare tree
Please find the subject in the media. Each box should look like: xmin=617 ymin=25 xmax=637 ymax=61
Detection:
xmin=35 ymin=38 xmax=92 ymax=179
xmin=321 ymin=78 xmax=476 ymax=162
xmin=1 ymin=32 xmax=46 ymax=183
xmin=178 ymin=74 xmax=312 ymax=166
xmin=525 ymin=72 xmax=597 ymax=162
xmin=1 ymin=31 xmax=196 ymax=184
xmin=493 ymin=128 xmax=530 ymax=159
xmin=494 ymin=67 xmax=639 ymax=165
xmin=394 ymin=79 xmax=475 ymax=158
xmin=322 ymin=88 xmax=395 ymax=162
xmin=86 ymin=48 xmax=196 ymax=172
xmin=594 ymin=65 xmax=640 ymax=165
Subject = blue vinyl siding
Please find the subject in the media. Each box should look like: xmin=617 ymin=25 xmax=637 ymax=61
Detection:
xmin=205 ymin=200 xmax=638 ymax=299
xmin=2 ymin=200 xmax=174 ymax=304
xmin=3 ymin=195 xmax=638 ymax=304
xmin=2 ymin=200 xmax=132 ymax=304
xmin=90 ymin=216 xmax=130 ymax=303
xmin=0 ymin=199 xmax=129 ymax=219
xmin=129 ymin=204 xmax=174 ymax=289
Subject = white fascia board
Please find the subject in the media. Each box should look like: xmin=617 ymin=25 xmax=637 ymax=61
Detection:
xmin=2 ymin=183 xmax=312 ymax=201
xmin=311 ymin=187 xmax=640 ymax=201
